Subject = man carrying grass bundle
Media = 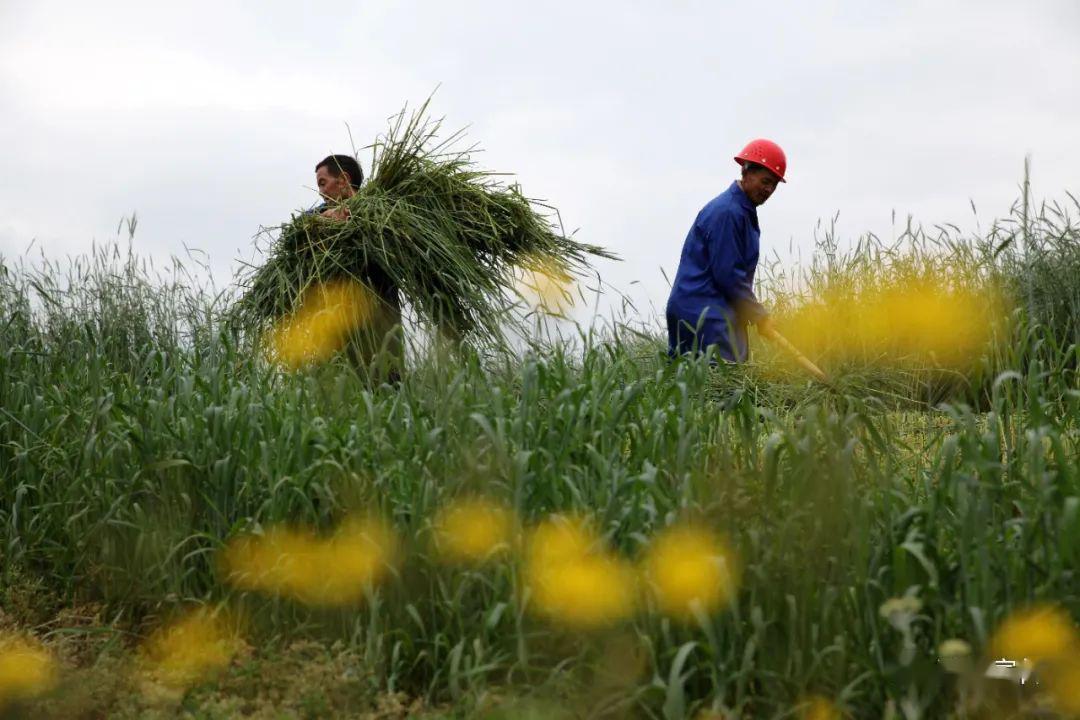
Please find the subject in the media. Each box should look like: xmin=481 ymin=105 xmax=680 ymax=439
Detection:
xmin=233 ymin=103 xmax=613 ymax=380
xmin=313 ymin=154 xmax=363 ymax=221
xmin=666 ymin=139 xmax=785 ymax=363
xmin=306 ymin=154 xmax=404 ymax=381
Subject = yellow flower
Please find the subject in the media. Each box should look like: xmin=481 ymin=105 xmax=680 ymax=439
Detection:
xmin=219 ymin=525 xmax=319 ymax=594
xmin=1044 ymin=656 xmax=1080 ymax=714
xmin=138 ymin=606 xmax=241 ymax=690
xmin=938 ymin=638 xmax=972 ymax=657
xmin=988 ymin=606 xmax=1080 ymax=715
xmin=937 ymin=638 xmax=973 ymax=673
xmin=991 ymin=604 xmax=1079 ymax=663
xmin=529 ymin=554 xmax=637 ymax=629
xmin=800 ymin=695 xmax=842 ymax=720
xmin=773 ymin=274 xmax=1002 ymax=370
xmin=303 ymin=517 xmax=399 ymax=606
xmin=0 ymin=634 xmax=57 ymax=708
xmin=433 ymin=498 xmax=516 ymax=564
xmin=525 ymin=516 xmax=636 ymax=629
xmin=526 ymin=514 xmax=596 ymax=568
xmin=265 ymin=280 xmax=376 ymax=369
xmin=643 ymin=525 xmax=738 ymax=620
xmin=517 ymin=254 xmax=575 ymax=315
xmin=220 ymin=517 xmax=398 ymax=607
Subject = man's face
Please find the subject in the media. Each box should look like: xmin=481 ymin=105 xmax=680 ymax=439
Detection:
xmin=316 ymin=165 xmax=353 ymax=202
xmin=740 ymin=167 xmax=781 ymax=207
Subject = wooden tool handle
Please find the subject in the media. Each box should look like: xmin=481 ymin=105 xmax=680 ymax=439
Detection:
xmin=762 ymin=328 xmax=830 ymax=384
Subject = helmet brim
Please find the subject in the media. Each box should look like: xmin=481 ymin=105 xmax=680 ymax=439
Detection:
xmin=734 ymin=155 xmax=786 ymax=183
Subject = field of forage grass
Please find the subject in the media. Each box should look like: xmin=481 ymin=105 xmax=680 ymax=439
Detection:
xmin=0 ymin=191 xmax=1078 ymax=718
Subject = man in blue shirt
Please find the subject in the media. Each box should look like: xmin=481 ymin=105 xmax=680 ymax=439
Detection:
xmin=666 ymin=139 xmax=787 ymax=362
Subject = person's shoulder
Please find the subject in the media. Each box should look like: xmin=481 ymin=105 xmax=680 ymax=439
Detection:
xmin=698 ymin=191 xmax=744 ymax=227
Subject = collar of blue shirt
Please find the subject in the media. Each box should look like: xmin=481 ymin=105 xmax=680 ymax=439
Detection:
xmin=729 ymin=181 xmax=756 ymax=214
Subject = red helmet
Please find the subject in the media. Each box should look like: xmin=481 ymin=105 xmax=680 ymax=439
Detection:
xmin=734 ymin=139 xmax=787 ymax=182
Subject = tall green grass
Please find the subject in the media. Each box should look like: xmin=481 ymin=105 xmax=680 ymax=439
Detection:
xmin=755 ymin=177 xmax=1079 ymax=411
xmin=0 ymin=191 xmax=1077 ymax=718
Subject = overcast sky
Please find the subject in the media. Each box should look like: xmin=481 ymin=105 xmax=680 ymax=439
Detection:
xmin=2 ymin=0 xmax=1077 ymax=324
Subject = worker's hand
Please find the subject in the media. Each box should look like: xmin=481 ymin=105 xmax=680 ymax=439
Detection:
xmin=320 ymin=205 xmax=351 ymax=222
xmin=756 ymin=315 xmax=776 ymax=340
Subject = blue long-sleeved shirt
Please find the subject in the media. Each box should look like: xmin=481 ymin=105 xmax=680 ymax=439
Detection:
xmin=666 ymin=181 xmax=767 ymax=362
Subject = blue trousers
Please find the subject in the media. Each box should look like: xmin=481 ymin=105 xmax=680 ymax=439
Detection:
xmin=666 ymin=313 xmax=748 ymax=363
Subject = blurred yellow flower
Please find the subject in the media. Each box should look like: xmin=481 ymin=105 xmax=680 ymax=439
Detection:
xmin=526 ymin=514 xmax=595 ymax=568
xmin=0 ymin=634 xmax=57 ymax=708
xmin=938 ymin=638 xmax=973 ymax=673
xmin=800 ymin=694 xmax=842 ymax=720
xmin=1044 ymin=656 xmax=1080 ymax=714
xmin=220 ymin=525 xmax=317 ymax=593
xmin=774 ymin=275 xmax=1003 ymax=370
xmin=517 ymin=254 xmax=575 ymax=315
xmin=265 ymin=279 xmax=376 ymax=369
xmin=530 ymin=554 xmax=637 ymax=629
xmin=525 ymin=516 xmax=636 ymax=629
xmin=643 ymin=525 xmax=738 ymax=620
xmin=312 ymin=517 xmax=399 ymax=606
xmin=991 ymin=604 xmax=1079 ymax=663
xmin=988 ymin=605 xmax=1080 ymax=715
xmin=138 ymin=606 xmax=241 ymax=690
xmin=938 ymin=638 xmax=972 ymax=657
xmin=433 ymin=497 xmax=516 ymax=564
xmin=220 ymin=516 xmax=398 ymax=607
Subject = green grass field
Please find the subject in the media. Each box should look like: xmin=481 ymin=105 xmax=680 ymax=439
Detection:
xmin=1 ymin=190 xmax=1077 ymax=718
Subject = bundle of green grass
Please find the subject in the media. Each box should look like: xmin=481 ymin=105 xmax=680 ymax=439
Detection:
xmin=232 ymin=103 xmax=615 ymax=351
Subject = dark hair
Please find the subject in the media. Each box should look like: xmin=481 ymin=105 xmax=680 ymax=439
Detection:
xmin=315 ymin=154 xmax=364 ymax=190
xmin=740 ymin=160 xmax=769 ymax=177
